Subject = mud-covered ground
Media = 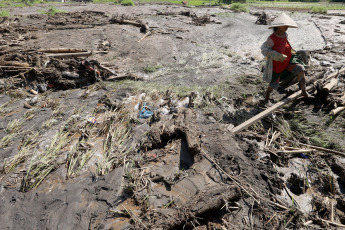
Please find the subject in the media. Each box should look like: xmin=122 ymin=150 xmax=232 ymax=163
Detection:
xmin=1 ymin=3 xmax=345 ymax=230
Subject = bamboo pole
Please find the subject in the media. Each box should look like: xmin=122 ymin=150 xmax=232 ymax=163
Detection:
xmin=46 ymin=51 xmax=92 ymax=58
xmin=38 ymin=48 xmax=87 ymax=53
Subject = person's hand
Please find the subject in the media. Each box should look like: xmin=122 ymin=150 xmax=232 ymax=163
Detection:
xmin=277 ymin=54 xmax=287 ymax=62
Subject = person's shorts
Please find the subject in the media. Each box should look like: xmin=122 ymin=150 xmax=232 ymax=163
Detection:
xmin=269 ymin=63 xmax=305 ymax=90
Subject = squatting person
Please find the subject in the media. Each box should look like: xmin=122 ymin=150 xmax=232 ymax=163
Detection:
xmin=261 ymin=13 xmax=312 ymax=105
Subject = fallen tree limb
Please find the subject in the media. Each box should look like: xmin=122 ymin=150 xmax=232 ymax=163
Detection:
xmin=107 ymin=73 xmax=142 ymax=81
xmin=109 ymin=18 xmax=150 ymax=33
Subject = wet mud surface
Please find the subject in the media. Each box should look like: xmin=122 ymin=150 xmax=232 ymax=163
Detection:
xmin=1 ymin=3 xmax=345 ymax=230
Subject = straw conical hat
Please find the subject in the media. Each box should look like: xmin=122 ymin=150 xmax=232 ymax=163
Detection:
xmin=268 ymin=13 xmax=298 ymax=29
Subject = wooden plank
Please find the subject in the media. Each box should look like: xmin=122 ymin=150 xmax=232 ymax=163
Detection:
xmin=231 ymin=88 xmax=309 ymax=134
xmin=231 ymin=66 xmax=345 ymax=134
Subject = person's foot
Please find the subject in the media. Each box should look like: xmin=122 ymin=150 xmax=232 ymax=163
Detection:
xmin=301 ymin=91 xmax=315 ymax=100
xmin=259 ymin=99 xmax=273 ymax=108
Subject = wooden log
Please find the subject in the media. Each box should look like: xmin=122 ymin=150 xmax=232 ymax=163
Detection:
xmin=330 ymin=106 xmax=345 ymax=116
xmin=110 ymin=18 xmax=150 ymax=33
xmin=46 ymin=51 xmax=92 ymax=58
xmin=322 ymin=78 xmax=338 ymax=94
xmin=38 ymin=48 xmax=87 ymax=53
xmin=107 ymin=73 xmax=142 ymax=81
xmin=231 ymin=86 xmax=312 ymax=134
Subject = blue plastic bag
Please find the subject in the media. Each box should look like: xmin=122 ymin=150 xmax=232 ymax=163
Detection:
xmin=138 ymin=103 xmax=153 ymax=119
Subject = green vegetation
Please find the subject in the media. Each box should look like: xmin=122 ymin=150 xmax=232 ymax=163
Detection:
xmin=143 ymin=64 xmax=162 ymax=73
xmin=3 ymin=131 xmax=39 ymax=174
xmin=66 ymin=141 xmax=93 ymax=179
xmin=38 ymin=6 xmax=67 ymax=16
xmin=138 ymin=0 xmax=217 ymax=6
xmin=0 ymin=119 xmax=24 ymax=149
xmin=96 ymin=110 xmax=134 ymax=176
xmin=289 ymin=115 xmax=342 ymax=151
xmin=247 ymin=1 xmax=345 ymax=11
xmin=0 ymin=10 xmax=10 ymax=17
xmin=21 ymin=130 xmax=71 ymax=192
xmin=121 ymin=0 xmax=135 ymax=5
xmin=230 ymin=3 xmax=248 ymax=12
xmin=311 ymin=6 xmax=327 ymax=13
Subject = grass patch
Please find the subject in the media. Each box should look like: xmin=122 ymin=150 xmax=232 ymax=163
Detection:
xmin=21 ymin=130 xmax=71 ymax=192
xmin=311 ymin=6 xmax=327 ymax=13
xmin=230 ymin=3 xmax=248 ymax=12
xmin=0 ymin=10 xmax=10 ymax=17
xmin=143 ymin=64 xmax=162 ymax=73
xmin=38 ymin=6 xmax=67 ymax=16
xmin=247 ymin=1 xmax=345 ymax=11
xmin=3 ymin=131 xmax=39 ymax=173
xmin=66 ymin=141 xmax=93 ymax=179
xmin=121 ymin=0 xmax=135 ymax=5
xmin=289 ymin=115 xmax=342 ymax=151
xmin=0 ymin=118 xmax=24 ymax=148
xmin=96 ymin=110 xmax=133 ymax=176
xmin=138 ymin=0 xmax=217 ymax=6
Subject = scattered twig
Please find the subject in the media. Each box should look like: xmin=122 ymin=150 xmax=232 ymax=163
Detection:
xmin=320 ymin=218 xmax=345 ymax=228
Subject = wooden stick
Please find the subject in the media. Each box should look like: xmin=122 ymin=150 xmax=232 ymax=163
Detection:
xmin=320 ymin=218 xmax=345 ymax=228
xmin=0 ymin=66 xmax=31 ymax=70
xmin=285 ymin=140 xmax=345 ymax=157
xmin=280 ymin=149 xmax=313 ymax=154
xmin=330 ymin=200 xmax=334 ymax=222
xmin=46 ymin=51 xmax=92 ymax=58
xmin=0 ymin=61 xmax=30 ymax=67
xmin=138 ymin=31 xmax=151 ymax=42
xmin=38 ymin=48 xmax=87 ymax=53
xmin=330 ymin=106 xmax=345 ymax=116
